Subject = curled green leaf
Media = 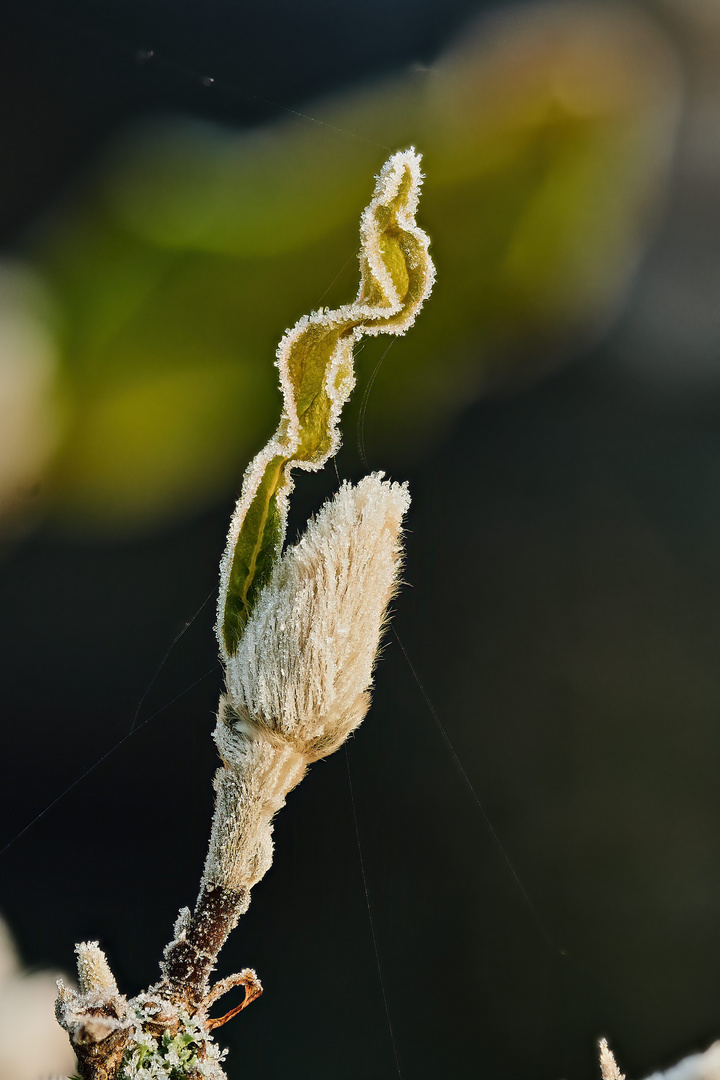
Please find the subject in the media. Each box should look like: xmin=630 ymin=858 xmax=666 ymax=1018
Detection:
xmin=216 ymin=148 xmax=435 ymax=658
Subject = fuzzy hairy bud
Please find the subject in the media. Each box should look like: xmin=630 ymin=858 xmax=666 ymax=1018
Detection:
xmin=227 ymin=472 xmax=410 ymax=755
xmin=75 ymin=942 xmax=120 ymax=1002
xmin=201 ymin=472 xmax=410 ymax=895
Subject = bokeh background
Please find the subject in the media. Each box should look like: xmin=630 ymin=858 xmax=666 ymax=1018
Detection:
xmin=3 ymin=0 xmax=720 ymax=1076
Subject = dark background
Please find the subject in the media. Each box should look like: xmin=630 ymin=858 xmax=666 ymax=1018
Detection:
xmin=3 ymin=1 xmax=720 ymax=1078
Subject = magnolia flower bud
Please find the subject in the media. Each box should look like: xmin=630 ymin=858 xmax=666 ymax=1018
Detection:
xmin=226 ymin=472 xmax=410 ymax=757
xmin=201 ymin=473 xmax=410 ymax=895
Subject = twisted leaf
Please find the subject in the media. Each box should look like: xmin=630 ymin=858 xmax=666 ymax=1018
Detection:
xmin=216 ymin=148 xmax=434 ymax=657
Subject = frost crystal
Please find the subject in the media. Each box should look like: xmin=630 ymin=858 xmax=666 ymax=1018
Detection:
xmin=119 ymin=1006 xmax=227 ymax=1080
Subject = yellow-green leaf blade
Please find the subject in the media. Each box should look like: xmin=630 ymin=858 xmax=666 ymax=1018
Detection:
xmin=217 ymin=149 xmax=434 ymax=658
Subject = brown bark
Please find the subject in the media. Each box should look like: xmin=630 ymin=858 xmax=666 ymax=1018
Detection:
xmin=158 ymin=883 xmax=249 ymax=1007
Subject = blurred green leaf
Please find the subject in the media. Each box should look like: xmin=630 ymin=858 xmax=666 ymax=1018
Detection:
xmin=26 ymin=3 xmax=679 ymax=533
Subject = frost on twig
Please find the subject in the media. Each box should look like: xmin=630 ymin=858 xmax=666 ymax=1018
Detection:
xmin=55 ymin=149 xmax=433 ymax=1080
xmin=55 ymin=942 xmax=130 ymax=1080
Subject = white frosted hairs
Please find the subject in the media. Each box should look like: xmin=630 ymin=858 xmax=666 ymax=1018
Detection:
xmin=227 ymin=472 xmax=410 ymax=754
xmin=202 ymin=473 xmax=411 ymax=894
